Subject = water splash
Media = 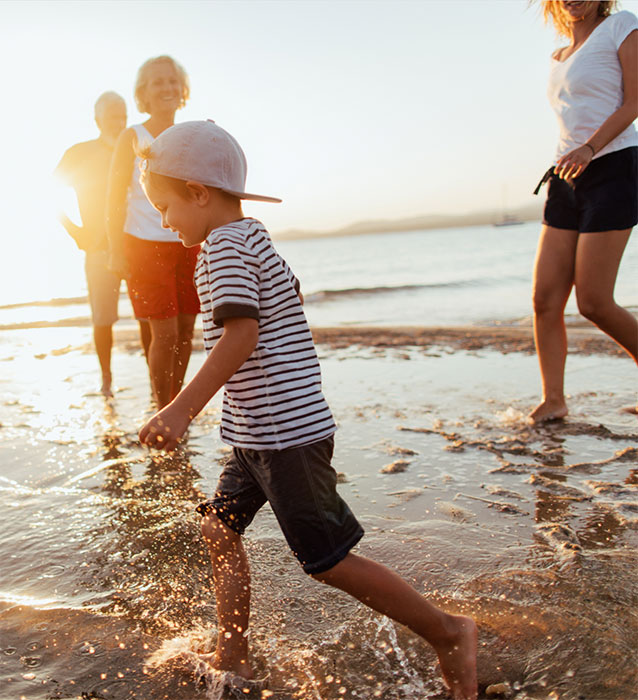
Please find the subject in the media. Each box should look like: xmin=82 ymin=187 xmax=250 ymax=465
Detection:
xmin=145 ymin=627 xmax=227 ymax=700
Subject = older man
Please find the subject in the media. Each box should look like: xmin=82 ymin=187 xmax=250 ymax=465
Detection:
xmin=55 ymin=92 xmax=149 ymax=396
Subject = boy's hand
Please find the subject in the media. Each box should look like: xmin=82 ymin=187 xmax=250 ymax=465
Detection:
xmin=138 ymin=317 xmax=259 ymax=452
xmin=139 ymin=403 xmax=191 ymax=452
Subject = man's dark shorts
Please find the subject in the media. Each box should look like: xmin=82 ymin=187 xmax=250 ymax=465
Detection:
xmin=543 ymin=146 xmax=638 ymax=233
xmin=196 ymin=435 xmax=364 ymax=575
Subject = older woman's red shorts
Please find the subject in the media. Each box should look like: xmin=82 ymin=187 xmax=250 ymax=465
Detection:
xmin=124 ymin=234 xmax=200 ymax=320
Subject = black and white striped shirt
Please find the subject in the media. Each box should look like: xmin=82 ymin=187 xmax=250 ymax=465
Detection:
xmin=194 ymin=218 xmax=336 ymax=450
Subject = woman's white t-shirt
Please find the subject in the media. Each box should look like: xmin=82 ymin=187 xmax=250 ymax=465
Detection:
xmin=547 ymin=10 xmax=638 ymax=162
xmin=123 ymin=124 xmax=179 ymax=243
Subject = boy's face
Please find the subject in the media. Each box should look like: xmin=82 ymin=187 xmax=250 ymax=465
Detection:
xmin=144 ymin=181 xmax=209 ymax=248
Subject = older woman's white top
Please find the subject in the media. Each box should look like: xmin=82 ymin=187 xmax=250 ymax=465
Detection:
xmin=548 ymin=10 xmax=638 ymax=162
xmin=123 ymin=124 xmax=180 ymax=243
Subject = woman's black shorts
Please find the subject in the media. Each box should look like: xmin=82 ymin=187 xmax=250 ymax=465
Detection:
xmin=543 ymin=146 xmax=637 ymax=233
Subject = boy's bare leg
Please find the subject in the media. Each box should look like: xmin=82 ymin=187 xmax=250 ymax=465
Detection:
xmin=314 ymin=553 xmax=477 ymax=700
xmin=201 ymin=514 xmax=253 ymax=679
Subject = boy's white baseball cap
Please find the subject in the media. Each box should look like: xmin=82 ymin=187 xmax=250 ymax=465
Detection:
xmin=146 ymin=120 xmax=281 ymax=203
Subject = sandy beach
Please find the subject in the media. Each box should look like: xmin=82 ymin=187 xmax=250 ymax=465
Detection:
xmin=0 ymin=323 xmax=636 ymax=700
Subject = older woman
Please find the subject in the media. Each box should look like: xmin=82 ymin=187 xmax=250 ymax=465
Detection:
xmin=531 ymin=1 xmax=637 ymax=422
xmin=107 ymin=56 xmax=200 ymax=408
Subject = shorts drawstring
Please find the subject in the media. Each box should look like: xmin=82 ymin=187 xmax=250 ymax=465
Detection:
xmin=533 ymin=166 xmax=554 ymax=195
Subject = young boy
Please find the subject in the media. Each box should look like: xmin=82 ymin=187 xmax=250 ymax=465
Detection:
xmin=138 ymin=120 xmax=478 ymax=700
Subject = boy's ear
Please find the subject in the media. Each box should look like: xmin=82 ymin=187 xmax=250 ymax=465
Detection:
xmin=185 ymin=181 xmax=210 ymax=205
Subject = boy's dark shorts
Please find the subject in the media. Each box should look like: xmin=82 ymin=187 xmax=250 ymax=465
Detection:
xmin=196 ymin=435 xmax=364 ymax=575
xmin=543 ymin=146 xmax=638 ymax=233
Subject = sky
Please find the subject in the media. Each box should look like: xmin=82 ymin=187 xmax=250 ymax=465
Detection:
xmin=1 ymin=0 xmax=637 ymax=305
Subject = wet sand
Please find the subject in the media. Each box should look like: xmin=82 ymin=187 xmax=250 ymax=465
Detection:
xmin=108 ymin=323 xmax=629 ymax=358
xmin=0 ymin=325 xmax=636 ymax=700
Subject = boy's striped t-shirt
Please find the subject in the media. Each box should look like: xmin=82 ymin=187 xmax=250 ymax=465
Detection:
xmin=194 ymin=217 xmax=336 ymax=450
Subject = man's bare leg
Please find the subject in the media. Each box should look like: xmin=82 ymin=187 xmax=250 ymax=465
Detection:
xmin=314 ymin=553 xmax=477 ymax=700
xmin=94 ymin=324 xmax=114 ymax=397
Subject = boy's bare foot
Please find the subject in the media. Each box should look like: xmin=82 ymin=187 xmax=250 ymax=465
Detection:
xmin=528 ymin=398 xmax=568 ymax=424
xmin=199 ymin=651 xmax=254 ymax=680
xmin=435 ymin=615 xmax=478 ymax=700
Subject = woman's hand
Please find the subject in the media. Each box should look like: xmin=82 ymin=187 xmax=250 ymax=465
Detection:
xmin=555 ymin=144 xmax=595 ymax=181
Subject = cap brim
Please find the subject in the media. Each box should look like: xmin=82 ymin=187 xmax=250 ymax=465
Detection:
xmin=223 ymin=188 xmax=282 ymax=204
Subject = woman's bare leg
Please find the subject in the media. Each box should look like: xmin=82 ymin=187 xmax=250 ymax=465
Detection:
xmin=147 ymin=317 xmax=179 ymax=408
xmin=574 ymin=229 xmax=637 ymax=360
xmin=529 ymin=225 xmax=579 ymax=422
xmin=171 ymin=313 xmax=197 ymax=400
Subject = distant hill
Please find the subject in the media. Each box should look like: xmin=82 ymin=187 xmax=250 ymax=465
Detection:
xmin=272 ymin=201 xmax=544 ymax=240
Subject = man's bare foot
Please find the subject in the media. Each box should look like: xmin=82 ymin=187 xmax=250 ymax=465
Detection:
xmin=101 ymin=375 xmax=113 ymax=398
xmin=528 ymin=398 xmax=568 ymax=424
xmin=199 ymin=651 xmax=254 ymax=680
xmin=435 ymin=615 xmax=478 ymax=700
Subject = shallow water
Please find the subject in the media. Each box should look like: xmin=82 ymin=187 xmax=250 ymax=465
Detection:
xmin=2 ymin=223 xmax=637 ymax=331
xmin=0 ymin=332 xmax=636 ymax=699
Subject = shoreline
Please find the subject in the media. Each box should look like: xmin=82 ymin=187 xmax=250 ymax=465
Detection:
xmin=105 ymin=324 xmax=626 ymax=357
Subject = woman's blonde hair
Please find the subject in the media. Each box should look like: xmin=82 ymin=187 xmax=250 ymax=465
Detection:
xmin=134 ymin=55 xmax=190 ymax=114
xmin=539 ymin=1 xmax=617 ymax=38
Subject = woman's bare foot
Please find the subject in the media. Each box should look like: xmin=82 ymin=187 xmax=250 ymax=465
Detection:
xmin=435 ymin=615 xmax=478 ymax=700
xmin=528 ymin=398 xmax=568 ymax=423
xmin=620 ymin=405 xmax=638 ymax=415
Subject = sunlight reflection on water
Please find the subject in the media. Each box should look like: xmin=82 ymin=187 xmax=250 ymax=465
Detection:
xmin=0 ymin=337 xmax=636 ymax=699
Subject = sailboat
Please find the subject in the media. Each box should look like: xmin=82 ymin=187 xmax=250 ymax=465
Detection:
xmin=493 ymin=185 xmax=524 ymax=227
xmin=493 ymin=213 xmax=524 ymax=227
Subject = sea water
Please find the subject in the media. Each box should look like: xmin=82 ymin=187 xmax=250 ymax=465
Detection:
xmin=0 ymin=340 xmax=636 ymax=700
xmin=2 ymin=222 xmax=637 ymax=331
xmin=1 ymin=222 xmax=637 ymax=699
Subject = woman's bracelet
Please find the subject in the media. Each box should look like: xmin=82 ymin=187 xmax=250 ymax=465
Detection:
xmin=583 ymin=143 xmax=595 ymax=157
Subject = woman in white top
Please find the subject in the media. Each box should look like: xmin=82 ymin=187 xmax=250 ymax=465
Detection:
xmin=108 ymin=56 xmax=200 ymax=408
xmin=530 ymin=1 xmax=638 ymax=422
